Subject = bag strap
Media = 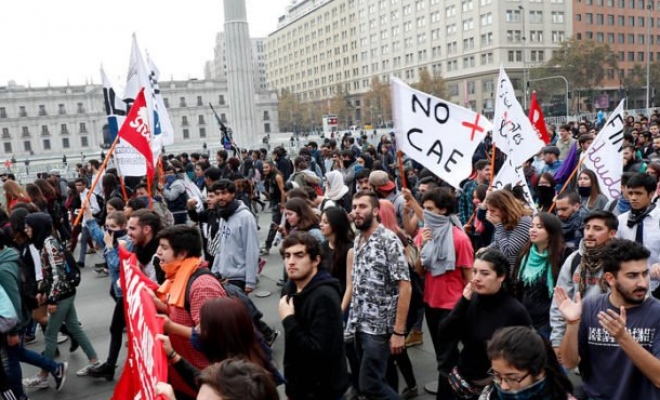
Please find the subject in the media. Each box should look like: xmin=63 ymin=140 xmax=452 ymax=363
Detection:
xmin=184 ymin=268 xmax=215 ymax=314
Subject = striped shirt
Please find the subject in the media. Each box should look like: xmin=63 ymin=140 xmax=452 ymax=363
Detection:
xmin=488 ymin=216 xmax=532 ymax=271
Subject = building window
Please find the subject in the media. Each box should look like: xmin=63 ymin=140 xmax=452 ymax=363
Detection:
xmin=62 ymin=138 xmax=70 ymax=149
xmin=197 ymin=96 xmax=203 ymax=106
xmin=77 ymin=103 xmax=85 ymax=113
xmin=43 ymin=139 xmax=51 ymax=150
xmin=21 ymin=127 xmax=29 ymax=137
xmin=39 ymin=105 xmax=47 ymax=116
xmin=183 ymin=129 xmax=190 ymax=139
xmin=61 ymin=124 xmax=69 ymax=134
xmin=163 ymin=98 xmax=170 ymax=108
xmin=552 ymin=12 xmax=565 ymax=23
xmin=0 ymin=108 xmax=6 ymax=118
xmin=221 ymin=113 xmax=227 ymax=122
xmin=19 ymin=106 xmax=27 ymax=118
xmin=264 ymin=111 xmax=270 ymax=120
xmin=79 ymin=123 xmax=87 ymax=133
xmin=58 ymin=104 xmax=66 ymax=115
xmin=182 ymin=116 xmax=189 ymax=126
xmin=1 ymin=128 xmax=9 ymax=139
xmin=529 ymin=11 xmax=543 ymax=23
xmin=199 ymin=128 xmax=206 ymax=138
xmin=41 ymin=125 xmax=49 ymax=136
xmin=198 ymin=115 xmax=205 ymax=125
xmin=81 ymin=136 xmax=89 ymax=147
xmin=23 ymin=141 xmax=31 ymax=152
xmin=179 ymin=97 xmax=187 ymax=107
xmin=3 ymin=143 xmax=11 ymax=153
xmin=506 ymin=9 xmax=521 ymax=23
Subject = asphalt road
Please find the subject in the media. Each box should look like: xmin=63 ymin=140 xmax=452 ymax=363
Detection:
xmin=25 ymin=210 xmax=440 ymax=400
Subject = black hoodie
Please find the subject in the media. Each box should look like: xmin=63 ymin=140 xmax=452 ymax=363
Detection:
xmin=282 ymin=270 xmax=349 ymax=400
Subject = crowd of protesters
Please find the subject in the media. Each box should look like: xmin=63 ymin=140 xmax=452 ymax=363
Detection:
xmin=0 ymin=111 xmax=659 ymax=400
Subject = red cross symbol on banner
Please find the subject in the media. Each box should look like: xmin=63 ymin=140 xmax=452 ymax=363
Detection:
xmin=462 ymin=114 xmax=485 ymax=141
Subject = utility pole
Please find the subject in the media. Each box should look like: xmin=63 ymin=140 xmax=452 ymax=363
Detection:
xmin=646 ymin=1 xmax=653 ymax=116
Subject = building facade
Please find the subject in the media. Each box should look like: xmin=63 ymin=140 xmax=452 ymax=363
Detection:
xmin=0 ymin=79 xmax=279 ymax=158
xmin=266 ymin=0 xmax=572 ymax=122
xmin=206 ymin=32 xmax=269 ymax=92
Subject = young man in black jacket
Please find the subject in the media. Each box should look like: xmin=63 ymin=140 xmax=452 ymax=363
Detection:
xmin=279 ymin=233 xmax=349 ymax=400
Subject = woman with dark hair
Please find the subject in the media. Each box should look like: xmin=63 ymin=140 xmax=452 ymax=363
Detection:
xmin=480 ymin=326 xmax=575 ymax=400
xmin=282 ymin=198 xmax=324 ymax=243
xmin=471 ymin=184 xmax=494 ymax=251
xmin=535 ymin=173 xmax=557 ymax=213
xmin=34 ymin=178 xmax=71 ymax=241
xmin=319 ymin=206 xmax=355 ymax=311
xmin=482 ymin=190 xmax=533 ymax=270
xmin=577 ymin=169 xmax=608 ymax=213
xmin=194 ymin=161 xmax=210 ymax=191
xmin=438 ymin=250 xmax=532 ymax=399
xmin=106 ymin=197 xmax=125 ymax=213
xmin=26 ymin=184 xmax=48 ymax=212
xmin=158 ymin=297 xmax=278 ymax=392
xmin=102 ymin=174 xmax=124 ymax=203
xmin=513 ymin=213 xmax=567 ymax=337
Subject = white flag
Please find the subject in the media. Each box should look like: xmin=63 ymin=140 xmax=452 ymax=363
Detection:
xmin=183 ymin=174 xmax=205 ymax=212
xmin=101 ymin=68 xmax=147 ymax=177
xmin=492 ymin=155 xmax=537 ymax=213
xmin=146 ymin=54 xmax=174 ymax=146
xmin=124 ymin=35 xmax=161 ymax=165
xmin=581 ymin=99 xmax=625 ymax=200
xmin=493 ymin=66 xmax=545 ymax=166
xmin=391 ymin=77 xmax=492 ymax=188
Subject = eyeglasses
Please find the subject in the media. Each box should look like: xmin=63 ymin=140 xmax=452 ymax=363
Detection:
xmin=487 ymin=368 xmax=530 ymax=387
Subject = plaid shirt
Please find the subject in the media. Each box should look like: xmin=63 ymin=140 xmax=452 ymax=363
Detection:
xmin=458 ymin=179 xmax=478 ymax=226
xmin=346 ymin=225 xmax=410 ymax=336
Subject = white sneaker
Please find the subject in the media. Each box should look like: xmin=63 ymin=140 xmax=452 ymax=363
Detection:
xmin=57 ymin=333 xmax=69 ymax=344
xmin=23 ymin=374 xmax=49 ymax=389
xmin=76 ymin=361 xmax=101 ymax=376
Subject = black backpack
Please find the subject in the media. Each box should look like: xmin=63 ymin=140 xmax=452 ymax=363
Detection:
xmin=57 ymin=241 xmax=81 ymax=287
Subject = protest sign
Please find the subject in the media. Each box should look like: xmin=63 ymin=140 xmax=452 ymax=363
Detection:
xmin=391 ymin=77 xmax=492 ymax=188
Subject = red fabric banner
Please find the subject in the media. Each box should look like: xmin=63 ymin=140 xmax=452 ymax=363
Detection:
xmin=528 ymin=92 xmax=551 ymax=144
xmin=111 ymin=246 xmax=167 ymax=400
xmin=118 ymin=88 xmax=155 ymax=179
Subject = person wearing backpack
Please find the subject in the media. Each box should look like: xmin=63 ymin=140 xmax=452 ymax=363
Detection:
xmin=162 ymin=165 xmax=189 ymax=225
xmin=288 ymin=157 xmax=322 ymax=192
xmin=0 ymin=232 xmax=69 ymax=397
xmin=23 ymin=213 xmax=100 ymax=380
xmin=148 ymin=225 xmax=227 ymax=400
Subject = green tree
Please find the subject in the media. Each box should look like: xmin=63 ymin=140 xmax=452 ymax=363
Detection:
xmin=329 ymin=85 xmax=354 ymax=128
xmin=362 ymin=76 xmax=391 ymax=126
xmin=412 ymin=68 xmax=448 ymax=99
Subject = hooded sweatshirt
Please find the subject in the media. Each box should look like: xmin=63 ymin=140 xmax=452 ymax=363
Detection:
xmin=0 ymin=247 xmax=29 ymax=332
xmin=210 ymin=201 xmax=260 ymax=289
xmin=282 ymin=270 xmax=349 ymax=400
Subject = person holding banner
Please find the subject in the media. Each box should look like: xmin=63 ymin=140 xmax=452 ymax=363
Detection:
xmin=149 ymin=225 xmax=227 ymax=400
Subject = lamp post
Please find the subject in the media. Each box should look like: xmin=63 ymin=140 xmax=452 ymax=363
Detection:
xmin=527 ymin=76 xmax=570 ymax=119
xmin=519 ymin=5 xmax=528 ymax=110
xmin=646 ymin=1 xmax=653 ymax=116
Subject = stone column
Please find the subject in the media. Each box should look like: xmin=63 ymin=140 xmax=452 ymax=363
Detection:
xmin=224 ymin=0 xmax=259 ymax=149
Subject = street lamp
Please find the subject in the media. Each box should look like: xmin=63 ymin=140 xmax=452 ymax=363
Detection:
xmin=646 ymin=1 xmax=654 ymax=116
xmin=519 ymin=5 xmax=528 ymax=110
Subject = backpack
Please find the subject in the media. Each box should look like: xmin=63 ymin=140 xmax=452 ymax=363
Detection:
xmin=184 ymin=267 xmax=262 ymax=324
xmin=570 ymin=253 xmax=582 ymax=277
xmin=16 ymin=257 xmax=38 ymax=312
xmin=58 ymin=241 xmax=81 ymax=287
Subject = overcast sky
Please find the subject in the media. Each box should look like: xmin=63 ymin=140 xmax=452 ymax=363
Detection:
xmin=0 ymin=0 xmax=291 ymax=87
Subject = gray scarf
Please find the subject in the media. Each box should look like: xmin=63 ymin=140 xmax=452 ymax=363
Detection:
xmin=420 ymin=211 xmax=461 ymax=277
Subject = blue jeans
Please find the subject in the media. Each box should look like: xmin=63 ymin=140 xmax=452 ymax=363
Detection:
xmin=355 ymin=332 xmax=399 ymax=400
xmin=78 ymin=225 xmax=91 ymax=264
xmin=1 ymin=330 xmax=60 ymax=400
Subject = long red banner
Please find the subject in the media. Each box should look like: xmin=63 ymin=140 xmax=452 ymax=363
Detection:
xmin=112 ymin=247 xmax=168 ymax=400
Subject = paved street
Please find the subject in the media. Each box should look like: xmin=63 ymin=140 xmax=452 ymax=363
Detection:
xmin=25 ymin=211 xmax=440 ymax=400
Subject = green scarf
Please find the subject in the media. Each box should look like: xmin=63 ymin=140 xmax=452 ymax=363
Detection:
xmin=519 ymin=244 xmax=555 ymax=298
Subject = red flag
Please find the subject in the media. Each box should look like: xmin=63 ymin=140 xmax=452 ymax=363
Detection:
xmin=528 ymin=92 xmax=550 ymax=144
xmin=4 ymin=160 xmax=10 ymax=169
xmin=118 ymin=88 xmax=155 ymax=179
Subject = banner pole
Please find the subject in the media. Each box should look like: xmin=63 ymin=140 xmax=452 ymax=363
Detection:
xmin=147 ymin=176 xmax=153 ymax=211
xmin=118 ymin=175 xmax=129 ymax=202
xmin=488 ymin=142 xmax=497 ymax=190
xmin=397 ymin=151 xmax=407 ymax=189
xmin=74 ymin=135 xmax=120 ymax=226
xmin=548 ymin=155 xmax=587 ymax=213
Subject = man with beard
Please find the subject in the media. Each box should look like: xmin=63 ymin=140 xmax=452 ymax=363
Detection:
xmin=623 ymin=145 xmax=646 ymax=173
xmin=210 ymin=179 xmax=259 ymax=293
xmin=555 ymin=191 xmax=587 ymax=250
xmin=127 ymin=209 xmax=164 ymax=283
xmin=347 ymin=191 xmax=411 ymax=400
xmin=550 ymin=211 xmax=618 ymax=357
xmin=556 ymin=239 xmax=660 ymax=400
xmin=278 ymin=233 xmax=349 ymax=400
xmin=615 ymin=173 xmax=660 ymax=296
xmin=649 ymin=136 xmax=660 ymax=163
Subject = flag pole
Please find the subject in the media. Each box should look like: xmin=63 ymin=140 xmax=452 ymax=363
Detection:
xmin=147 ymin=175 xmax=154 ymax=211
xmin=74 ymin=135 xmax=120 ymax=226
xmin=118 ymin=175 xmax=129 ymax=202
xmin=397 ymin=151 xmax=407 ymax=189
xmin=548 ymin=155 xmax=587 ymax=213
xmin=488 ymin=143 xmax=497 ymax=190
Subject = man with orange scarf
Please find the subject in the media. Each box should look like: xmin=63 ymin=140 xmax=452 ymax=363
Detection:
xmin=149 ymin=225 xmax=226 ymax=400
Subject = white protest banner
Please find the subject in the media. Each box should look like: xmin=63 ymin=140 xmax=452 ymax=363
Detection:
xmin=391 ymin=77 xmax=492 ymax=188
xmin=101 ymin=68 xmax=146 ymax=177
xmin=146 ymin=53 xmax=174 ymax=146
xmin=581 ymin=99 xmax=625 ymax=200
xmin=493 ymin=66 xmax=545 ymax=166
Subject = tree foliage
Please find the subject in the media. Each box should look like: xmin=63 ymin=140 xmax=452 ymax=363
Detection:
xmin=362 ymin=76 xmax=392 ymax=125
xmin=412 ymin=69 xmax=448 ymax=99
xmin=545 ymin=38 xmax=618 ymax=91
xmin=329 ymin=85 xmax=354 ymax=128
xmin=277 ymin=88 xmax=304 ymax=132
